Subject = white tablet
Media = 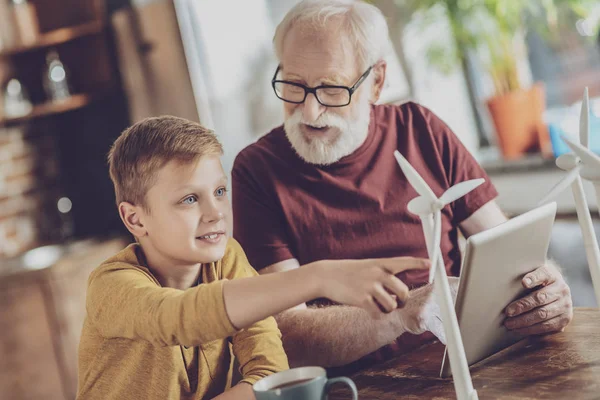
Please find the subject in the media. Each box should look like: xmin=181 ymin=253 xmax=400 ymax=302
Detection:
xmin=440 ymin=202 xmax=557 ymax=378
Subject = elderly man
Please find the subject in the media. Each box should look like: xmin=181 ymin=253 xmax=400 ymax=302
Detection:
xmin=232 ymin=0 xmax=573 ymax=371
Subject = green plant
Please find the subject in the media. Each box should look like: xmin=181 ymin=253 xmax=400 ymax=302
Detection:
xmin=393 ymin=0 xmax=594 ymax=97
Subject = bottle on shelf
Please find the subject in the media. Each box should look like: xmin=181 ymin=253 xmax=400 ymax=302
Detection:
xmin=10 ymin=0 xmax=39 ymax=45
xmin=44 ymin=49 xmax=72 ymax=101
xmin=3 ymin=78 xmax=32 ymax=118
xmin=56 ymin=196 xmax=75 ymax=242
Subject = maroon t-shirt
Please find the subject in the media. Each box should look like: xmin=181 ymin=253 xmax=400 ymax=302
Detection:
xmin=232 ymin=102 xmax=498 ymax=367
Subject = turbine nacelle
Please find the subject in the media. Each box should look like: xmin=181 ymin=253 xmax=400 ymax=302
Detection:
xmin=407 ymin=197 xmax=445 ymax=215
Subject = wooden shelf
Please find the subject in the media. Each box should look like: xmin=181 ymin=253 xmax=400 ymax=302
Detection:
xmin=0 ymin=93 xmax=96 ymax=127
xmin=0 ymin=21 xmax=104 ymax=57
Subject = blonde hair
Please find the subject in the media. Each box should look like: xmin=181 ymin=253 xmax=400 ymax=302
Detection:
xmin=108 ymin=116 xmax=222 ymax=209
xmin=273 ymin=0 xmax=390 ymax=70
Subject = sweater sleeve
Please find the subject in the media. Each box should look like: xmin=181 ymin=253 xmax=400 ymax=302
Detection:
xmin=221 ymin=238 xmax=290 ymax=385
xmin=85 ymin=263 xmax=237 ymax=347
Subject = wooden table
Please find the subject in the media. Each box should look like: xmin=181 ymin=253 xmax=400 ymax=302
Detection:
xmin=330 ymin=308 xmax=600 ymax=399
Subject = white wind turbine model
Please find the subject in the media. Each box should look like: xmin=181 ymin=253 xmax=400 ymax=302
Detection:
xmin=394 ymin=150 xmax=482 ymax=400
xmin=538 ymin=88 xmax=600 ymax=306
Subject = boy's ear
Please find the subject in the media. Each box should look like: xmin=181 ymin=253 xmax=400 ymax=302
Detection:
xmin=118 ymin=202 xmax=148 ymax=237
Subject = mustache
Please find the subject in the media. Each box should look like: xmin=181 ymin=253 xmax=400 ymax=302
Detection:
xmin=286 ymin=109 xmax=349 ymax=130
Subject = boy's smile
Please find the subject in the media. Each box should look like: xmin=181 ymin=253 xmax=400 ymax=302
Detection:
xmin=196 ymin=230 xmax=226 ymax=244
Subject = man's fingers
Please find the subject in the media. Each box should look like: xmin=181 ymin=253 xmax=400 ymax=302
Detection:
xmin=505 ymin=299 xmax=565 ymax=330
xmin=379 ymin=257 xmax=431 ymax=274
xmin=522 ymin=265 xmax=556 ymax=289
xmin=382 ymin=274 xmax=410 ymax=307
xmin=505 ymin=286 xmax=559 ymax=317
xmin=511 ymin=313 xmax=571 ymax=336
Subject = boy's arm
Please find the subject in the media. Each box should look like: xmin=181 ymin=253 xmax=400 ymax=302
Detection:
xmin=221 ymin=241 xmax=429 ymax=330
xmin=221 ymin=240 xmax=289 ymax=385
xmin=87 ymin=241 xmax=427 ymax=348
xmin=212 ymin=383 xmax=254 ymax=400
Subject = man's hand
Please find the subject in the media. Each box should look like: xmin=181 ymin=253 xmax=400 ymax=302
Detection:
xmin=317 ymin=257 xmax=430 ymax=318
xmin=504 ymin=261 xmax=573 ymax=335
xmin=398 ymin=277 xmax=460 ymax=344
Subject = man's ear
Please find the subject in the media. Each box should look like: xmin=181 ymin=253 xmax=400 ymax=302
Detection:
xmin=118 ymin=202 xmax=148 ymax=238
xmin=370 ymin=60 xmax=387 ymax=104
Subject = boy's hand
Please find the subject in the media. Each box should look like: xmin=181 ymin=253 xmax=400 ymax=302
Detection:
xmin=316 ymin=257 xmax=431 ymax=318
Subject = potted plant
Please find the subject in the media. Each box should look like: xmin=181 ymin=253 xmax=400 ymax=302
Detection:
xmin=392 ymin=0 xmax=594 ymax=159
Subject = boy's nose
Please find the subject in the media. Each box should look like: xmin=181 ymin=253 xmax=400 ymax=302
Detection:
xmin=201 ymin=210 xmax=224 ymax=224
xmin=201 ymin=200 xmax=225 ymax=223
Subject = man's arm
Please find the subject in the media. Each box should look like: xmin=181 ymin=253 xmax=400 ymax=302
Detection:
xmin=459 ymin=200 xmax=573 ymax=335
xmin=262 ymin=260 xmax=442 ymax=368
xmin=458 ymin=198 xmax=508 ymax=236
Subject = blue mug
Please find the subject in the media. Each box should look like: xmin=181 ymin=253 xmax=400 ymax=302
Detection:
xmin=253 ymin=366 xmax=358 ymax=399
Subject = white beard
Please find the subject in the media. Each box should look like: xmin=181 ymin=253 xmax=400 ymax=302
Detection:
xmin=283 ymin=93 xmax=371 ymax=165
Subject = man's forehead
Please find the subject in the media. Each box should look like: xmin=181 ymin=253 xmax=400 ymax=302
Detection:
xmin=282 ymin=68 xmax=352 ymax=84
xmin=281 ymin=22 xmax=358 ymax=84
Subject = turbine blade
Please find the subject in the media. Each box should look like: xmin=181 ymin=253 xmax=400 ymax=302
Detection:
xmin=439 ymin=178 xmax=485 ymax=205
xmin=394 ymin=151 xmax=437 ymax=202
xmin=537 ymin=167 xmax=581 ymax=205
xmin=407 ymin=197 xmax=434 ymax=215
xmin=580 ymin=87 xmax=590 ymax=148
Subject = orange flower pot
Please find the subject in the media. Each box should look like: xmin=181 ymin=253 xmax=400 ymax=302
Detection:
xmin=486 ymin=83 xmax=551 ymax=160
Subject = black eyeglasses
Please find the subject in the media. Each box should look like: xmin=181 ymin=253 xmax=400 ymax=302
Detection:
xmin=271 ymin=65 xmax=372 ymax=107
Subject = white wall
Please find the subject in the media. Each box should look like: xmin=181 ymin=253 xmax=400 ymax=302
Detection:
xmin=175 ymin=0 xmax=288 ymax=175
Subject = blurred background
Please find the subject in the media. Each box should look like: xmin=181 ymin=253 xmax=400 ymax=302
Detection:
xmin=0 ymin=0 xmax=599 ymax=398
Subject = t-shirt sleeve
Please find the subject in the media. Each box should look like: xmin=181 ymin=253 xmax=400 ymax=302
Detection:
xmin=232 ymin=150 xmax=295 ymax=271
xmin=416 ymin=104 xmax=499 ymax=224
xmin=85 ymin=264 xmax=237 ymax=348
xmin=220 ymin=238 xmax=289 ymax=385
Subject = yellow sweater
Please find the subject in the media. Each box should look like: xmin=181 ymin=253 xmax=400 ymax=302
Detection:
xmin=77 ymin=238 xmax=289 ymax=400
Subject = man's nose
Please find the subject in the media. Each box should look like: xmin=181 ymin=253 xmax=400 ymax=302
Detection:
xmin=301 ymin=93 xmax=325 ymax=123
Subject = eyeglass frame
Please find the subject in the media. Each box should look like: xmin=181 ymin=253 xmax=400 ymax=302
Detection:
xmin=271 ymin=64 xmax=373 ymax=107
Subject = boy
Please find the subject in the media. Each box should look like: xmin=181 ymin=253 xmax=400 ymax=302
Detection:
xmin=76 ymin=116 xmax=427 ymax=399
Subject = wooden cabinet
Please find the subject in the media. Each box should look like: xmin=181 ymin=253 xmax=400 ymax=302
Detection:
xmin=0 ymin=0 xmax=130 ymax=249
xmin=0 ymin=238 xmax=128 ymax=400
xmin=0 ymin=0 xmax=116 ymax=127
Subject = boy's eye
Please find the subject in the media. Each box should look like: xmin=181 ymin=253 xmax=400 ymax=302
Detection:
xmin=182 ymin=195 xmax=197 ymax=205
xmin=215 ymin=187 xmax=228 ymax=197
